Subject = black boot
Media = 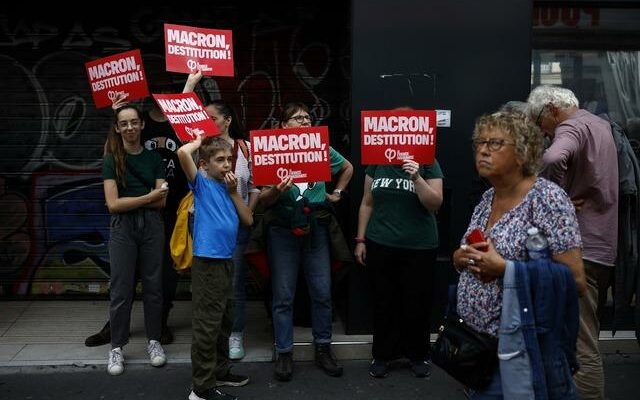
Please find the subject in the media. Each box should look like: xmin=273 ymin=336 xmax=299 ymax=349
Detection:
xmin=84 ymin=321 xmax=111 ymax=347
xmin=315 ymin=344 xmax=343 ymax=377
xmin=274 ymin=351 xmax=293 ymax=381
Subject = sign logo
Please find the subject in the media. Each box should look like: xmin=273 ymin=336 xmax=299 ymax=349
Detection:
xmin=185 ymin=126 xmax=205 ymax=138
xmin=107 ymin=90 xmax=128 ymax=101
xmin=186 ymin=59 xmax=213 ymax=72
xmin=384 ymin=148 xmax=397 ymax=162
xmin=276 ymin=167 xmax=290 ymax=180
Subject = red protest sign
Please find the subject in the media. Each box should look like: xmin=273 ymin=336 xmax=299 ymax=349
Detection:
xmin=152 ymin=93 xmax=219 ymax=143
xmin=250 ymin=126 xmax=331 ymax=186
xmin=361 ymin=110 xmax=437 ymax=165
xmin=164 ymin=23 xmax=234 ymax=77
xmin=85 ymin=49 xmax=149 ymax=109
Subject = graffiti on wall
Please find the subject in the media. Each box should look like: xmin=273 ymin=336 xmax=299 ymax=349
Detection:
xmin=0 ymin=5 xmax=350 ymax=297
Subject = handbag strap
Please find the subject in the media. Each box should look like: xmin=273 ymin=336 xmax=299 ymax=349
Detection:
xmin=127 ymin=159 xmax=156 ymax=189
xmin=447 ymin=284 xmax=458 ymax=314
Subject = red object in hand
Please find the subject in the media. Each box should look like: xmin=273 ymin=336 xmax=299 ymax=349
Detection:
xmin=466 ymin=228 xmax=488 ymax=252
xmin=466 ymin=228 xmax=493 ymax=282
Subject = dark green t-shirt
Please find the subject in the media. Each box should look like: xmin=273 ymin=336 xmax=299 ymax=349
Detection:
xmin=271 ymin=147 xmax=346 ymax=223
xmin=365 ymin=161 xmax=444 ymax=250
xmin=102 ymin=149 xmax=165 ymax=198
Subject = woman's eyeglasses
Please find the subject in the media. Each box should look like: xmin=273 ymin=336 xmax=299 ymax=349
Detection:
xmin=472 ymin=138 xmax=516 ymax=152
xmin=117 ymin=119 xmax=141 ymax=129
xmin=288 ymin=115 xmax=312 ymax=123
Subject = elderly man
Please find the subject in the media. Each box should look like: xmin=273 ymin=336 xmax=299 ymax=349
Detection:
xmin=527 ymin=85 xmax=618 ymax=400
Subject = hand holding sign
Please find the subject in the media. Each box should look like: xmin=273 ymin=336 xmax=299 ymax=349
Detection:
xmin=402 ymin=159 xmax=420 ymax=181
xmin=110 ymin=92 xmax=130 ymax=111
xmin=183 ymin=70 xmax=204 ymax=93
xmin=275 ymin=176 xmax=294 ymax=193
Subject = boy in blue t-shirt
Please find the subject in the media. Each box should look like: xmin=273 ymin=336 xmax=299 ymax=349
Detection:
xmin=177 ymin=135 xmax=253 ymax=400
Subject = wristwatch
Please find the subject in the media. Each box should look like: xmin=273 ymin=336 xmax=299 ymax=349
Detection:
xmin=333 ymin=189 xmax=343 ymax=198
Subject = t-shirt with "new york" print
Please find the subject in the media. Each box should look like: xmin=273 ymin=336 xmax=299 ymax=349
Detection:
xmin=365 ymin=161 xmax=443 ymax=250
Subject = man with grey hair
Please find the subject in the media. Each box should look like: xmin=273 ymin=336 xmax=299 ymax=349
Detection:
xmin=527 ymin=85 xmax=618 ymax=400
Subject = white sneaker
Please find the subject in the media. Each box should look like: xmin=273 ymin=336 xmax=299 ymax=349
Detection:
xmin=107 ymin=347 xmax=124 ymax=376
xmin=188 ymin=390 xmax=203 ymax=400
xmin=229 ymin=332 xmax=245 ymax=360
xmin=147 ymin=340 xmax=166 ymax=367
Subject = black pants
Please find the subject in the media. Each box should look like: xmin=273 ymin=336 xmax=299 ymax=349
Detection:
xmin=161 ymin=211 xmax=179 ymax=322
xmin=367 ymin=239 xmax=436 ymax=362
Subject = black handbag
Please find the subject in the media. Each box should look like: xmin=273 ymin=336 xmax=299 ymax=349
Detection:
xmin=431 ymin=309 xmax=499 ymax=389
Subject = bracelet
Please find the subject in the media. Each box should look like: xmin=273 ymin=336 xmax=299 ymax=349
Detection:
xmin=354 ymin=237 xmax=366 ymax=244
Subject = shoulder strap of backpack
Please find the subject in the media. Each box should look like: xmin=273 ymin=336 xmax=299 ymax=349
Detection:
xmin=232 ymin=139 xmax=250 ymax=171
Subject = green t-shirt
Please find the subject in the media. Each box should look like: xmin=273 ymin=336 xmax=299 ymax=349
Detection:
xmin=271 ymin=147 xmax=346 ymax=223
xmin=365 ymin=161 xmax=443 ymax=250
xmin=102 ymin=149 xmax=165 ymax=198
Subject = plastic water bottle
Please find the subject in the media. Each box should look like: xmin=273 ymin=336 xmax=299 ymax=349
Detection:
xmin=525 ymin=227 xmax=549 ymax=260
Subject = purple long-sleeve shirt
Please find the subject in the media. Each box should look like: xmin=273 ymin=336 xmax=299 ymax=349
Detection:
xmin=541 ymin=109 xmax=618 ymax=266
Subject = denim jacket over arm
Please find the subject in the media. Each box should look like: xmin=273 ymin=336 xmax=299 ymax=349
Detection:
xmin=509 ymin=259 xmax=579 ymax=400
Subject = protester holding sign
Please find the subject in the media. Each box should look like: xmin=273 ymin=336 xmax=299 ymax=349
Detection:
xmin=354 ymin=108 xmax=444 ymax=379
xmin=183 ymin=71 xmax=260 ymax=361
xmin=258 ymin=102 xmax=353 ymax=382
xmin=102 ymin=105 xmax=168 ymax=376
xmin=85 ymin=80 xmax=189 ymax=349
xmin=177 ymin=133 xmax=253 ymax=400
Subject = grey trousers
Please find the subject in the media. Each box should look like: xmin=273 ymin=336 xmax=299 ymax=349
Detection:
xmin=109 ymin=208 xmax=164 ymax=348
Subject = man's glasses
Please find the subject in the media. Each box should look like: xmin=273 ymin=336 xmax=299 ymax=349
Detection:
xmin=288 ymin=115 xmax=312 ymax=123
xmin=534 ymin=105 xmax=546 ymax=127
xmin=472 ymin=138 xmax=516 ymax=152
xmin=117 ymin=119 xmax=141 ymax=129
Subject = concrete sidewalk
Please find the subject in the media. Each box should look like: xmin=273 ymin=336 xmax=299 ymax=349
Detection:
xmin=1 ymin=300 xmax=637 ymax=368
xmin=0 ymin=300 xmax=374 ymax=367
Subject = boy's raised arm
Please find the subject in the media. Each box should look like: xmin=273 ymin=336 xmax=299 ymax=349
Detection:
xmin=177 ymin=134 xmax=202 ymax=184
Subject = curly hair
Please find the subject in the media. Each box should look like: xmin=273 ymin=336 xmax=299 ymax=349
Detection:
xmin=473 ymin=111 xmax=544 ymax=177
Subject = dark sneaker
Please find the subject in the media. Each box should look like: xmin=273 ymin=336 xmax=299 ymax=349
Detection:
xmin=188 ymin=388 xmax=238 ymax=400
xmin=274 ymin=352 xmax=293 ymax=381
xmin=160 ymin=324 xmax=174 ymax=345
xmin=85 ymin=321 xmax=111 ymax=347
xmin=314 ymin=344 xmax=343 ymax=377
xmin=216 ymin=370 xmax=249 ymax=387
xmin=411 ymin=359 xmax=432 ymax=378
xmin=369 ymin=359 xmax=389 ymax=378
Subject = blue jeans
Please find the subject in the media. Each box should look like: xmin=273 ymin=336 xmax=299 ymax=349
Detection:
xmin=498 ymin=261 xmax=534 ymax=399
xmin=267 ymin=224 xmax=332 ymax=353
xmin=231 ymin=226 xmax=251 ymax=333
